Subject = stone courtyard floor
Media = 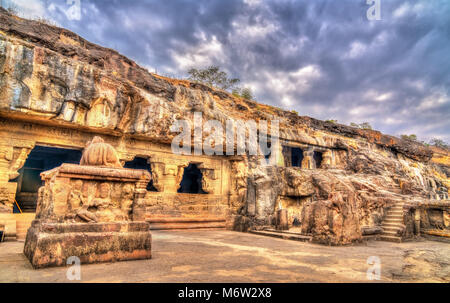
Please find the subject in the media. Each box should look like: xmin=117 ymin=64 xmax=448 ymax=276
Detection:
xmin=0 ymin=230 xmax=449 ymax=282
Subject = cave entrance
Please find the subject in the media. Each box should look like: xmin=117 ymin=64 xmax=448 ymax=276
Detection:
xmin=313 ymin=151 xmax=323 ymax=168
xmin=12 ymin=145 xmax=82 ymax=213
xmin=177 ymin=163 xmax=205 ymax=194
xmin=123 ymin=157 xmax=157 ymax=191
xmin=291 ymin=148 xmax=304 ymax=167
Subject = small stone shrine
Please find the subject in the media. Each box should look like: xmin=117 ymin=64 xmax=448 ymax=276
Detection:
xmin=24 ymin=136 xmax=152 ymax=268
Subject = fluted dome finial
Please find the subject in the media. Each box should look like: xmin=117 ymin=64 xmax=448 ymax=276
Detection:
xmin=80 ymin=136 xmax=122 ymax=168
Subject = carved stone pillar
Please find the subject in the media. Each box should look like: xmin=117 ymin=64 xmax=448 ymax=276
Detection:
xmin=117 ymin=152 xmax=135 ymax=167
xmin=320 ymin=150 xmax=333 ymax=169
xmin=230 ymin=160 xmax=247 ymax=207
xmin=149 ymin=157 xmax=189 ymax=193
xmin=414 ymin=208 xmax=421 ymax=236
xmin=198 ymin=165 xmax=219 ymax=194
xmin=0 ymin=143 xmax=34 ymax=212
xmin=301 ymin=150 xmax=314 ymax=169
xmin=133 ymin=175 xmax=149 ymax=221
xmin=149 ymin=161 xmax=165 ymax=192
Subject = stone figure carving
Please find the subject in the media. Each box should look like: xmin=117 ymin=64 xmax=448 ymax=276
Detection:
xmin=150 ymin=162 xmax=164 ymax=192
xmin=68 ymin=180 xmax=84 ymax=211
xmin=202 ymin=175 xmax=212 ymax=194
xmin=80 ymin=136 xmax=122 ymax=168
xmin=91 ymin=182 xmax=114 ymax=222
xmin=232 ymin=161 xmax=247 ymax=204
xmin=119 ymin=183 xmax=135 ymax=220
xmin=176 ymin=165 xmax=186 ymax=185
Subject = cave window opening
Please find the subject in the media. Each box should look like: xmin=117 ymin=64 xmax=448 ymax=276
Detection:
xmin=123 ymin=157 xmax=157 ymax=191
xmin=291 ymin=148 xmax=304 ymax=167
xmin=177 ymin=163 xmax=206 ymax=194
xmin=313 ymin=151 xmax=323 ymax=168
xmin=12 ymin=145 xmax=82 ymax=213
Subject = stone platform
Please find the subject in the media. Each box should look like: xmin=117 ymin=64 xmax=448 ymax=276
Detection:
xmin=23 ymin=137 xmax=152 ymax=268
xmin=24 ymin=220 xmax=151 ymax=268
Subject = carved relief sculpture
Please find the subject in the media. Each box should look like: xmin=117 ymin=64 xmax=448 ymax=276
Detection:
xmin=24 ymin=136 xmax=152 ymax=268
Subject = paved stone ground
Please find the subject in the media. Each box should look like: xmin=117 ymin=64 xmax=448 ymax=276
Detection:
xmin=0 ymin=230 xmax=448 ymax=282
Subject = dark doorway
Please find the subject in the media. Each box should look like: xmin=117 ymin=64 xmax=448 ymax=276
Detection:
xmin=13 ymin=146 xmax=82 ymax=212
xmin=177 ymin=164 xmax=205 ymax=194
xmin=123 ymin=157 xmax=157 ymax=191
xmin=291 ymin=148 xmax=304 ymax=167
xmin=313 ymin=151 xmax=323 ymax=168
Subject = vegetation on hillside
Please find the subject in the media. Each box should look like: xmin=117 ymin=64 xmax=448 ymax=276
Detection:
xmin=350 ymin=122 xmax=373 ymax=130
xmin=187 ymin=66 xmax=255 ymax=100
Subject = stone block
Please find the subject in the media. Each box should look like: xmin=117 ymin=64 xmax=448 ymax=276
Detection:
xmin=24 ymin=220 xmax=151 ymax=268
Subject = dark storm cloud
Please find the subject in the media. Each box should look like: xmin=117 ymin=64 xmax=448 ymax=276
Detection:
xmin=15 ymin=0 xmax=450 ymax=142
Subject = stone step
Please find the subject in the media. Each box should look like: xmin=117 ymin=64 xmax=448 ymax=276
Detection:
xmin=248 ymin=229 xmax=312 ymax=242
xmin=387 ymin=210 xmax=403 ymax=215
xmin=390 ymin=209 xmax=403 ymax=213
xmin=388 ymin=206 xmax=403 ymax=210
xmin=16 ymin=233 xmax=27 ymax=240
xmin=383 ymin=218 xmax=403 ymax=223
xmin=379 ymin=235 xmax=402 ymax=243
xmin=382 ymin=226 xmax=401 ymax=232
xmin=382 ymin=230 xmax=399 ymax=236
xmin=386 ymin=213 xmax=402 ymax=218
xmin=147 ymin=217 xmax=227 ymax=230
xmin=264 ymin=229 xmax=306 ymax=235
xmin=382 ymin=224 xmax=404 ymax=230
xmin=384 ymin=216 xmax=403 ymax=222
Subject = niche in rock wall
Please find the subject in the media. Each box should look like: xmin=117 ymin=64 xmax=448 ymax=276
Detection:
xmin=278 ymin=196 xmax=310 ymax=228
xmin=13 ymin=145 xmax=82 ymax=212
xmin=313 ymin=151 xmax=323 ymax=168
xmin=427 ymin=209 xmax=445 ymax=229
xmin=123 ymin=157 xmax=158 ymax=191
xmin=177 ymin=164 xmax=206 ymax=194
xmin=86 ymin=98 xmax=112 ymax=127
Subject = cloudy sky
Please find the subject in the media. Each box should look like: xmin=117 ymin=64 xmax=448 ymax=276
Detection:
xmin=5 ymin=0 xmax=450 ymax=143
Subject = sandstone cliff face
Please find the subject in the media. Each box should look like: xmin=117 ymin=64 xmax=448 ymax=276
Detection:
xmin=0 ymin=8 xmax=433 ymax=160
xmin=0 ymin=9 xmax=448 ymax=245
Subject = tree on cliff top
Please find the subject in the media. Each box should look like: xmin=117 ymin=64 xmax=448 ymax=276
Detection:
xmin=401 ymin=134 xmax=418 ymax=141
xmin=187 ymin=66 xmax=240 ymax=91
xmin=350 ymin=122 xmax=373 ymax=130
xmin=232 ymin=87 xmax=254 ymax=100
xmin=429 ymin=138 xmax=449 ymax=149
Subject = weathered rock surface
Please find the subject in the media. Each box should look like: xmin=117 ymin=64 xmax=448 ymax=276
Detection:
xmin=0 ymin=8 xmax=448 ymax=246
xmin=0 ymin=8 xmax=436 ymax=160
xmin=391 ymin=249 xmax=450 ymax=282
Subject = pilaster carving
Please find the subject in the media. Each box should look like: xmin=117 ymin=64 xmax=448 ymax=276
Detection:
xmin=8 ymin=147 xmax=32 ymax=180
xmin=301 ymin=150 xmax=314 ymax=169
xmin=198 ymin=163 xmax=219 ymax=195
xmin=231 ymin=160 xmax=247 ymax=204
xmin=149 ymin=162 xmax=165 ymax=192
